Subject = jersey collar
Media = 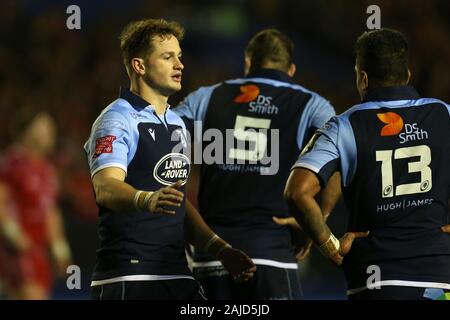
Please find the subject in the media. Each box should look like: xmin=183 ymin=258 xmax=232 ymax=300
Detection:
xmin=119 ymin=87 xmax=150 ymax=110
xmin=118 ymin=87 xmax=171 ymax=112
xmin=362 ymin=86 xmax=420 ymax=102
xmin=246 ymin=68 xmax=293 ymax=83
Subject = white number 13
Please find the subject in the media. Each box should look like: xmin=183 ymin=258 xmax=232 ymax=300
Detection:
xmin=376 ymin=145 xmax=432 ymax=198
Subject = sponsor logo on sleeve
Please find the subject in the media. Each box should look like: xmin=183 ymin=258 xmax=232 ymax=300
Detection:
xmin=93 ymin=135 xmax=116 ymax=158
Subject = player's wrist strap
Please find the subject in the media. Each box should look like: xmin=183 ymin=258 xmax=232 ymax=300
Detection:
xmin=318 ymin=233 xmax=340 ymax=257
xmin=204 ymin=234 xmax=232 ymax=258
xmin=133 ymin=190 xmax=154 ymax=213
xmin=133 ymin=190 xmax=144 ymax=212
xmin=204 ymin=234 xmax=219 ymax=252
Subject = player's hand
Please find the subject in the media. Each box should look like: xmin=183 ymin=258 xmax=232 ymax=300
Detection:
xmin=272 ymin=216 xmax=300 ymax=229
xmin=442 ymin=224 xmax=450 ymax=234
xmin=329 ymin=231 xmax=370 ymax=267
xmin=147 ymin=180 xmax=184 ymax=215
xmin=218 ymin=247 xmax=257 ymax=283
xmin=295 ymin=238 xmax=312 ymax=262
xmin=272 ymin=216 xmax=312 ymax=261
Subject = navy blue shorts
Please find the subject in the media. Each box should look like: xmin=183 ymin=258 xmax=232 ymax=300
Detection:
xmin=193 ymin=264 xmax=303 ymax=300
xmin=91 ymin=279 xmax=206 ymax=300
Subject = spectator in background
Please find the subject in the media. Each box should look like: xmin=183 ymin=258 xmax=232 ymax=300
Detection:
xmin=0 ymin=109 xmax=72 ymax=299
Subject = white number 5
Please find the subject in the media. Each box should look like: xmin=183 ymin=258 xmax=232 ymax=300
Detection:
xmin=229 ymin=115 xmax=271 ymax=161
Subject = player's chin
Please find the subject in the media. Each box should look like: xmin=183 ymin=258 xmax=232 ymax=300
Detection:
xmin=168 ymin=82 xmax=182 ymax=93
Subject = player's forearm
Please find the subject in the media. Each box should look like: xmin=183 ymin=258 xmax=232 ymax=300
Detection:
xmin=290 ymin=194 xmax=331 ymax=245
xmin=184 ymin=200 xmax=230 ymax=258
xmin=93 ymin=177 xmax=142 ymax=213
xmin=318 ymin=171 xmax=341 ymax=220
xmin=184 ymin=199 xmax=214 ymax=246
xmin=284 ymin=169 xmax=331 ymax=245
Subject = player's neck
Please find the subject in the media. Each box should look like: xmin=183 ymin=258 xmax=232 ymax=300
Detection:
xmin=130 ymin=82 xmax=168 ymax=115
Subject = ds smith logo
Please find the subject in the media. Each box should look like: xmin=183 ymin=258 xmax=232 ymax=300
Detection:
xmin=377 ymin=112 xmax=429 ymax=144
xmin=233 ymin=84 xmax=278 ymax=115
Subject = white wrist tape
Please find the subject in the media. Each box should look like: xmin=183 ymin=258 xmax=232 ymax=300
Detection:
xmin=142 ymin=192 xmax=154 ymax=212
xmin=133 ymin=190 xmax=144 ymax=212
xmin=318 ymin=233 xmax=340 ymax=257
xmin=204 ymin=234 xmax=219 ymax=252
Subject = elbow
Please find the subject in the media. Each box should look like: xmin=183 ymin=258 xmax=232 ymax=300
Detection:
xmin=93 ymin=182 xmax=108 ymax=207
xmin=284 ymin=169 xmax=321 ymax=206
xmin=284 ymin=183 xmax=309 ymax=208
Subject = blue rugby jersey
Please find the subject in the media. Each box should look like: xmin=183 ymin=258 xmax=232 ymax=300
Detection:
xmin=294 ymin=86 xmax=450 ymax=294
xmin=175 ymin=69 xmax=335 ymax=267
xmin=84 ymin=88 xmax=192 ymax=283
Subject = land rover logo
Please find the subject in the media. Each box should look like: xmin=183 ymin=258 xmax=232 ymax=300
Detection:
xmin=153 ymin=153 xmax=190 ymax=186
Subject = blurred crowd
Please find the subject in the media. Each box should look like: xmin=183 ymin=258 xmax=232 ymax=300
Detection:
xmin=0 ymin=0 xmax=448 ymax=299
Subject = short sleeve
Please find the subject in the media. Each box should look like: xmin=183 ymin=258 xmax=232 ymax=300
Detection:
xmin=293 ymin=117 xmax=340 ymax=186
xmin=84 ymin=111 xmax=130 ymax=176
xmin=296 ymin=93 xmax=336 ymax=149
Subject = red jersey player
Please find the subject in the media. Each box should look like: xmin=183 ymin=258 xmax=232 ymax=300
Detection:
xmin=0 ymin=111 xmax=72 ymax=299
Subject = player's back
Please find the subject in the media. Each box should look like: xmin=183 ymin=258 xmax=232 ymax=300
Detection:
xmin=200 ymin=78 xmax=311 ymax=224
xmin=175 ymin=68 xmax=334 ymax=261
xmin=336 ymin=88 xmax=450 ymax=290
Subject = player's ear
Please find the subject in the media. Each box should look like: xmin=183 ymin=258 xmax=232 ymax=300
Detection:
xmin=406 ymin=69 xmax=411 ymax=84
xmin=244 ymin=56 xmax=251 ymax=76
xmin=361 ymin=70 xmax=369 ymax=90
xmin=287 ymin=63 xmax=296 ymax=78
xmin=131 ymin=58 xmax=146 ymax=76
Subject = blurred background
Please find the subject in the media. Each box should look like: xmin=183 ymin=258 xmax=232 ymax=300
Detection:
xmin=0 ymin=0 xmax=448 ymax=299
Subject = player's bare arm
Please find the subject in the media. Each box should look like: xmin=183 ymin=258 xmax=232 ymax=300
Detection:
xmin=92 ymin=167 xmax=183 ymax=215
xmin=318 ymin=171 xmax=342 ymax=219
xmin=284 ymin=168 xmax=368 ymax=266
xmin=184 ymin=200 xmax=256 ymax=282
xmin=275 ymin=170 xmax=342 ymax=261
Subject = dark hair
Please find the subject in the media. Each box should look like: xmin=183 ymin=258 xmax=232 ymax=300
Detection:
xmin=245 ymin=29 xmax=294 ymax=73
xmin=119 ymin=18 xmax=184 ymax=71
xmin=354 ymin=28 xmax=409 ymax=86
